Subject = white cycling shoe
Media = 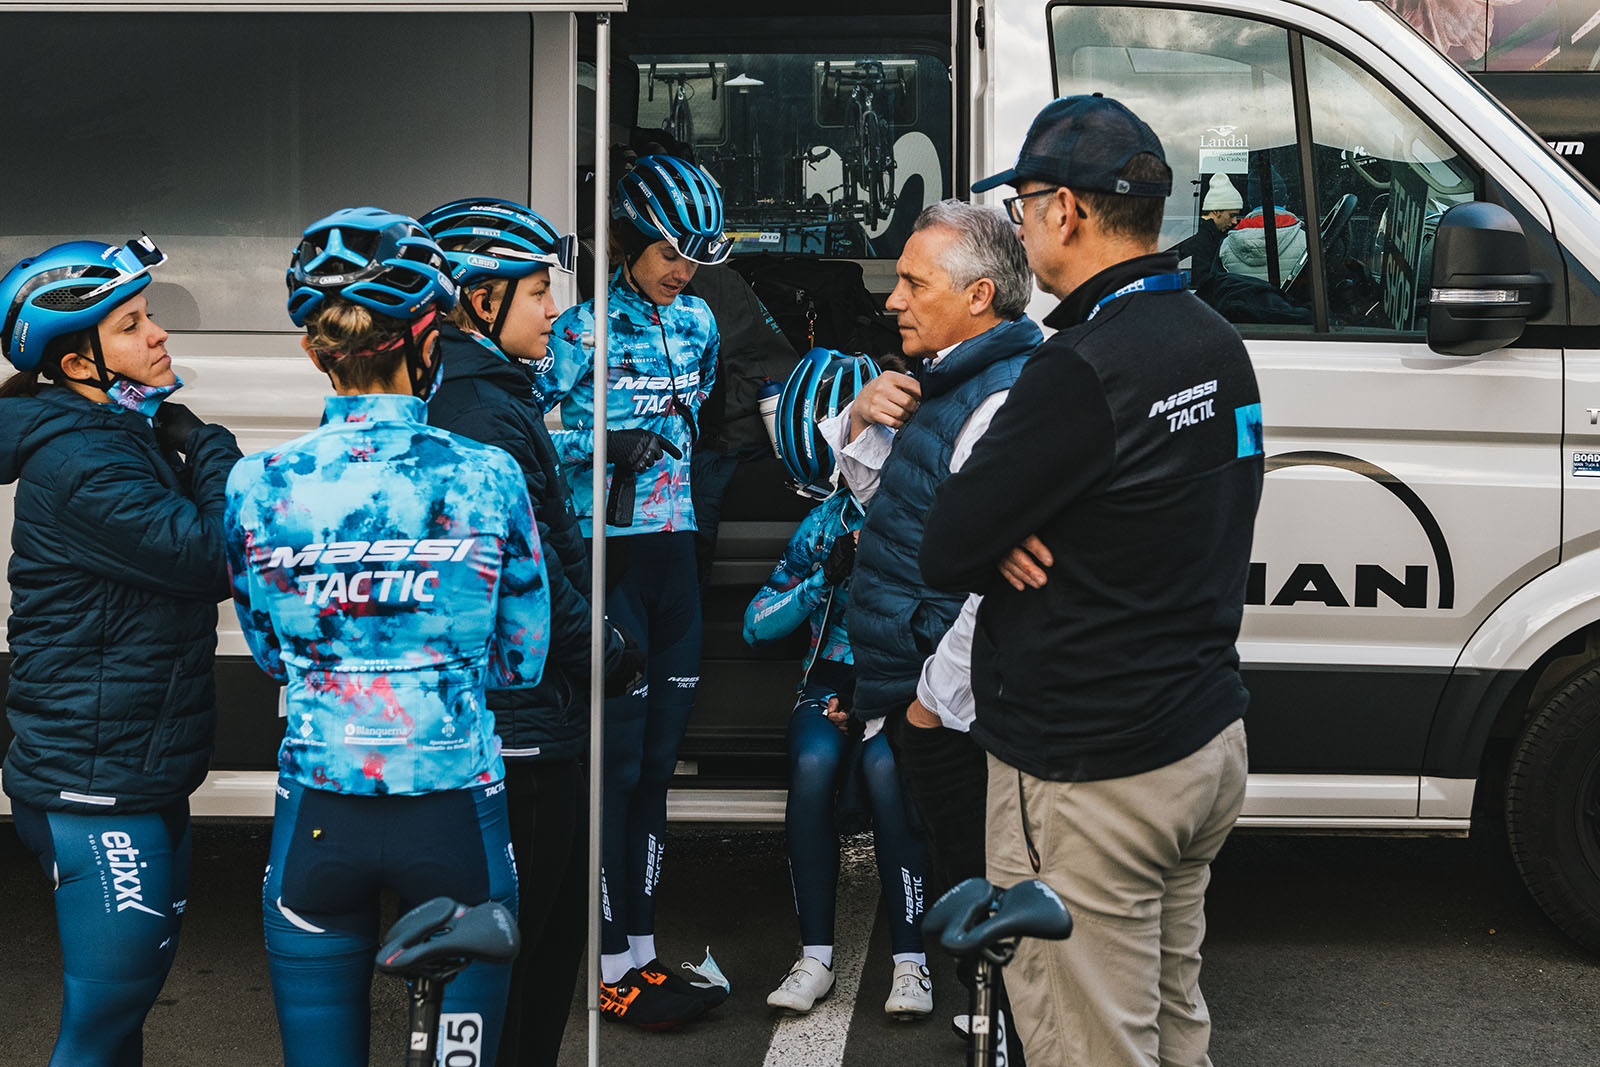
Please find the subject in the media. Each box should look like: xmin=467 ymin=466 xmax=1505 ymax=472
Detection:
xmin=767 ymin=956 xmax=835 ymax=1013
xmin=884 ymin=960 xmax=933 ymax=1019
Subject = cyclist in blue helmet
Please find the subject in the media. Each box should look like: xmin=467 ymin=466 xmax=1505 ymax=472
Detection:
xmin=422 ymin=195 xmax=640 ymax=1066
xmin=0 ymin=235 xmax=243 ymax=1067
xmin=225 ymin=206 xmax=550 ymax=1067
xmin=746 ymin=351 xmax=932 ymax=1020
xmin=534 ymin=155 xmax=729 ymax=1030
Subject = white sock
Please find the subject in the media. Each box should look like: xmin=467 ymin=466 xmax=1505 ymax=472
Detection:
xmin=892 ymin=952 xmax=927 ymax=969
xmin=601 ymin=952 xmax=634 ymax=986
xmin=802 ymin=944 xmax=834 ymax=969
xmin=628 ymin=934 xmax=657 ymax=967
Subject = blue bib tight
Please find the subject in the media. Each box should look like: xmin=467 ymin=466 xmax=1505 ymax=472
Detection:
xmin=263 ymin=777 xmax=518 ymax=1067
xmin=12 ymin=799 xmax=192 ymax=1067
xmin=599 ymin=530 xmax=702 ymax=957
xmin=784 ymin=689 xmax=928 ymax=954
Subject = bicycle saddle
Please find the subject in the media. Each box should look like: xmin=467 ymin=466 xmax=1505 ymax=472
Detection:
xmin=923 ymin=877 xmax=1073 ymax=957
xmin=376 ymin=897 xmax=521 ymax=980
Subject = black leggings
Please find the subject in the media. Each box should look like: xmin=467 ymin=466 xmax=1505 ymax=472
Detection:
xmin=497 ymin=757 xmax=587 ymax=1067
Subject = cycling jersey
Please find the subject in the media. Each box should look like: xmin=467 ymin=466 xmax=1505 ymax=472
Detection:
xmin=743 ymin=489 xmax=862 ymax=669
xmin=224 ymin=392 xmax=550 ymax=795
xmin=535 ymin=269 xmax=719 ymax=536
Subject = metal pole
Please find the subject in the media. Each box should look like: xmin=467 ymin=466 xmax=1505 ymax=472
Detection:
xmin=587 ymin=12 xmax=610 ymax=1067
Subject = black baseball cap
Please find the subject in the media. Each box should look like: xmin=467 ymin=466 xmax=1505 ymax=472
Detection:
xmin=973 ymin=94 xmax=1172 ymax=197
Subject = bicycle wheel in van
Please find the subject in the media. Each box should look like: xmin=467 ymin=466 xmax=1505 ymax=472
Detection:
xmin=1506 ymin=664 xmax=1600 ymax=953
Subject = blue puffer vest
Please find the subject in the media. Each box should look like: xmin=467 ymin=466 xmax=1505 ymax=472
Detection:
xmin=850 ymin=317 xmax=1042 ymax=720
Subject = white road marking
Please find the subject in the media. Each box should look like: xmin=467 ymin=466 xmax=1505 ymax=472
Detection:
xmin=761 ymin=835 xmax=879 ymax=1066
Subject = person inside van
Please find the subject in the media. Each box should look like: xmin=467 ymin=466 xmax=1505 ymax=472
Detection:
xmin=746 ymin=350 xmax=932 ymax=1021
xmin=1173 ymin=171 xmax=1242 ymax=291
xmin=535 ymin=155 xmax=731 ymax=1030
xmin=420 ymin=195 xmax=639 ymax=1067
xmin=0 ymin=236 xmax=242 ymax=1067
xmin=223 ymin=207 xmax=549 ymax=1067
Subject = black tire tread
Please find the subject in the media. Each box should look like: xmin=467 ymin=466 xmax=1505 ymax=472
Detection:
xmin=1505 ymin=662 xmax=1600 ymax=953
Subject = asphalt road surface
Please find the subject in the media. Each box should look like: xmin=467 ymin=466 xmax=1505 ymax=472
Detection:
xmin=4 ymin=819 xmax=1599 ymax=1065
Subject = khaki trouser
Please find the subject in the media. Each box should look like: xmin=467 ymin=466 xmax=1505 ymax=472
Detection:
xmin=986 ymin=719 xmax=1248 ymax=1067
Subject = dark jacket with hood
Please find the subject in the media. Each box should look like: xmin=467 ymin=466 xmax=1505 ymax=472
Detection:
xmin=0 ymin=386 xmax=241 ymax=813
xmin=428 ymin=322 xmax=620 ymax=761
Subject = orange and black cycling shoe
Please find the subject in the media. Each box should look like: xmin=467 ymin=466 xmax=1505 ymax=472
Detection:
xmin=600 ymin=967 xmax=708 ymax=1030
xmin=638 ymin=957 xmax=732 ymax=1011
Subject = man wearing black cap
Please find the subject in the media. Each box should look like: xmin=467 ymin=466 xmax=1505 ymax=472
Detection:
xmin=919 ymin=96 xmax=1264 ymax=1067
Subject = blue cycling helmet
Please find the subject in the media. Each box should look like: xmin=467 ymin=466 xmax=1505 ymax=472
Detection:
xmin=419 ymin=197 xmax=575 ymax=343
xmin=286 ymin=207 xmax=456 ymax=328
xmin=420 ymin=197 xmax=577 ymax=285
xmin=613 ymin=155 xmax=731 ymax=265
xmin=776 ymin=348 xmax=881 ymax=497
xmin=1 ymin=234 xmax=166 ymax=373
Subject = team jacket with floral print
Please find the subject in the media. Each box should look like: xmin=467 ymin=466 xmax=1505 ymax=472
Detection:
xmin=535 ymin=269 xmax=719 ymax=536
xmin=743 ymin=489 xmax=862 ymax=669
xmin=223 ymin=393 xmax=549 ymax=796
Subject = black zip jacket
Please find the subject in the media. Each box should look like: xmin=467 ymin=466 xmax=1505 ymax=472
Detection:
xmin=920 ymin=253 xmax=1264 ymax=782
xmin=429 ymin=324 xmax=620 ymax=761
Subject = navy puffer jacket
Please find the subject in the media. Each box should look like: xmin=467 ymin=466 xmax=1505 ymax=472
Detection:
xmin=429 ymin=324 xmax=620 ymax=761
xmin=0 ymin=386 xmax=242 ymax=813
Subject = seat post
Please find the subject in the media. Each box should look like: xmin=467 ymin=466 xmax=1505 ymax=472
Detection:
xmin=404 ymin=976 xmax=444 ymax=1067
xmin=968 ymin=956 xmax=998 ymax=1067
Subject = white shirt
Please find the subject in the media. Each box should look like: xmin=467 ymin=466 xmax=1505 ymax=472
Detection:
xmin=819 ymin=343 xmax=1009 ymax=734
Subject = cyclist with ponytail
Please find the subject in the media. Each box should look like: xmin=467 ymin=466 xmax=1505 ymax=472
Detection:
xmin=0 ymin=235 xmax=242 ymax=1066
xmin=535 ymin=155 xmax=727 ymax=1030
xmin=223 ymin=207 xmax=550 ymax=1067
xmin=747 ymin=350 xmax=932 ymax=1020
xmin=421 ymin=196 xmax=638 ymax=1066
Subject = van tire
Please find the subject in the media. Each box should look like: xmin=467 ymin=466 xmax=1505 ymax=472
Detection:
xmin=1506 ymin=664 xmax=1600 ymax=953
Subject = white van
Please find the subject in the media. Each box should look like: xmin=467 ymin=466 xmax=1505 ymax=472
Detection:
xmin=6 ymin=0 xmax=1600 ymax=952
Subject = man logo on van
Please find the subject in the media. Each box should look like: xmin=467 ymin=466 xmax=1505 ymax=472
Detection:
xmin=1249 ymin=451 xmax=1456 ymax=611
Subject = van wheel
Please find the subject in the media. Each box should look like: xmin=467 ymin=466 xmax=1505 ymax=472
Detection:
xmin=1506 ymin=664 xmax=1600 ymax=952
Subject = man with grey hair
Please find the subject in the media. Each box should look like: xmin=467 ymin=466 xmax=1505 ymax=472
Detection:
xmin=816 ymin=198 xmax=1038 ymax=1041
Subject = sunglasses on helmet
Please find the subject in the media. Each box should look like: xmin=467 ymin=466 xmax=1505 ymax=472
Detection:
xmin=83 ymin=234 xmax=167 ymax=300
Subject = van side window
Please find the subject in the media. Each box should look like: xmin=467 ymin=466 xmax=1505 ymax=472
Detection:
xmin=1048 ymin=7 xmax=1313 ymax=332
xmin=1047 ymin=6 xmax=1480 ymax=337
xmin=1301 ymin=38 xmax=1478 ymax=334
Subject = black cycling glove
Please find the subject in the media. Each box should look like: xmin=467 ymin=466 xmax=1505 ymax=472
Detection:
xmin=821 ymin=533 xmax=857 ymax=586
xmin=604 ymin=621 xmax=647 ymax=698
xmin=607 ymin=429 xmax=682 ymax=474
xmin=153 ymin=402 xmax=207 ymax=455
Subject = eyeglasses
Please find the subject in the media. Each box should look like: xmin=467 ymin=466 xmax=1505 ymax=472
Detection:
xmin=1002 ymin=189 xmax=1058 ymax=224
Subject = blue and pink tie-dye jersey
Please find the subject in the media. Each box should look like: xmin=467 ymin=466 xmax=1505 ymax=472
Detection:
xmin=223 ymin=393 xmax=550 ymax=796
xmin=534 ymin=269 xmax=719 ymax=537
xmin=743 ymin=489 xmax=862 ymax=669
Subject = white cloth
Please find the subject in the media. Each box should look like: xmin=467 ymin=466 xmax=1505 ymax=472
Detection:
xmin=916 ymin=593 xmax=981 ymax=732
xmin=820 ymin=355 xmax=1009 ymax=733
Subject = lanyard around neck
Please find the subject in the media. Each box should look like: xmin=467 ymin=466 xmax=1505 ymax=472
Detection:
xmin=1086 ymin=272 xmax=1186 ymax=321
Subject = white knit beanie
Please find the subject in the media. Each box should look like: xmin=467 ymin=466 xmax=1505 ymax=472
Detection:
xmin=1204 ymin=172 xmax=1243 ymax=212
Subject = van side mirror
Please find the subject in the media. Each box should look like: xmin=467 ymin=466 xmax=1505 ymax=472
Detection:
xmin=1427 ymin=202 xmax=1551 ymax=356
